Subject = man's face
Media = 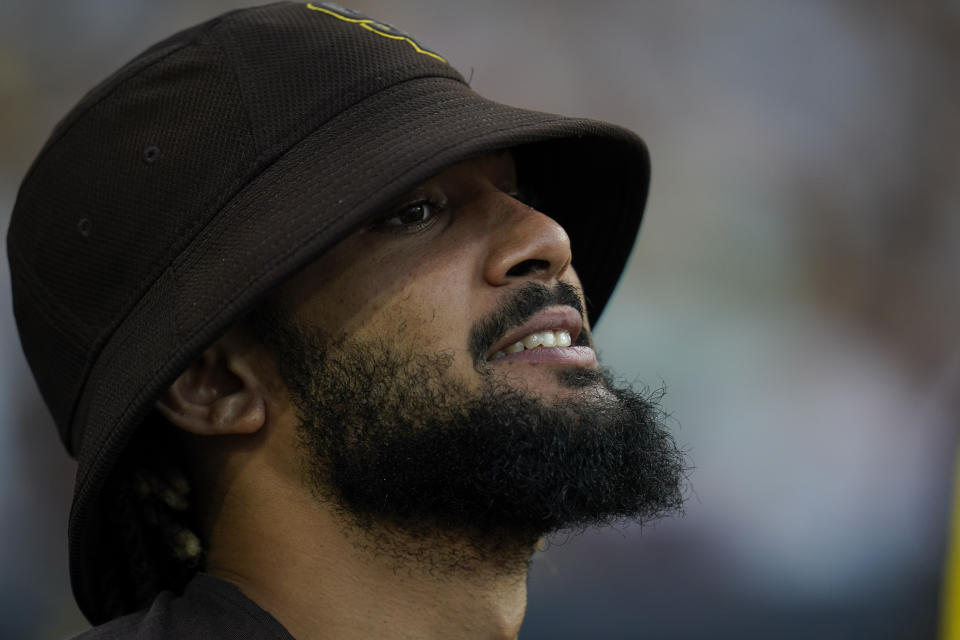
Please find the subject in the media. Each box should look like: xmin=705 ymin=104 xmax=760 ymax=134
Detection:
xmin=277 ymin=152 xmax=593 ymax=396
xmin=258 ymin=152 xmax=685 ymax=556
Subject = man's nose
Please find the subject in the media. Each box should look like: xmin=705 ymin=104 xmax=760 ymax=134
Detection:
xmin=483 ymin=193 xmax=572 ymax=287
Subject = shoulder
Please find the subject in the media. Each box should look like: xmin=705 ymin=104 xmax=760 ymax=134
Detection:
xmin=68 ymin=590 xmax=175 ymax=640
xmin=70 ymin=613 xmax=149 ymax=639
xmin=68 ymin=574 xmax=294 ymax=640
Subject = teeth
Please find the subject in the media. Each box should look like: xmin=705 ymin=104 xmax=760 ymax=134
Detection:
xmin=522 ymin=333 xmax=543 ymax=349
xmin=490 ymin=330 xmax=573 ymax=360
xmin=505 ymin=342 xmax=525 ymax=354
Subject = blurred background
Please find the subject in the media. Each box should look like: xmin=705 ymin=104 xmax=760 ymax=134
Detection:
xmin=3 ymin=1 xmax=959 ymax=638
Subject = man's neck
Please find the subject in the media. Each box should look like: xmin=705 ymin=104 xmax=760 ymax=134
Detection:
xmin=203 ymin=476 xmax=532 ymax=640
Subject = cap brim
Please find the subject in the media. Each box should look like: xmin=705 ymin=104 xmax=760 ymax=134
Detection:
xmin=69 ymin=75 xmax=650 ymax=623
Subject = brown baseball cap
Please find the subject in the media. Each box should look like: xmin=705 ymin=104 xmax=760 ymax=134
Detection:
xmin=7 ymin=1 xmax=650 ymax=623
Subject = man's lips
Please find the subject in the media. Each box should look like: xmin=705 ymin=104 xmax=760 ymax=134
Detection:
xmin=484 ymin=305 xmax=593 ymax=365
xmin=489 ymin=345 xmax=597 ymax=366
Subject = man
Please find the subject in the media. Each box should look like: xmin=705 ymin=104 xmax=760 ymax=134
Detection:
xmin=8 ymin=3 xmax=685 ymax=638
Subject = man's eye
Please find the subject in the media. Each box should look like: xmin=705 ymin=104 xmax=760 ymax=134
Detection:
xmin=376 ymin=198 xmax=444 ymax=232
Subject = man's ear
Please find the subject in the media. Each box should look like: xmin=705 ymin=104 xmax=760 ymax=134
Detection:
xmin=156 ymin=327 xmax=267 ymax=436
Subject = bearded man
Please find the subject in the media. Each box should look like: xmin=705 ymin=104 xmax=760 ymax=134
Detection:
xmin=7 ymin=3 xmax=686 ymax=638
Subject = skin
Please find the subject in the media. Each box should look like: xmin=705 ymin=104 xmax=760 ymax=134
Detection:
xmin=157 ymin=152 xmax=596 ymax=640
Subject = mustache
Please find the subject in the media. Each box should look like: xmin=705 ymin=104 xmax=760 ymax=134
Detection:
xmin=469 ymin=281 xmax=589 ymax=364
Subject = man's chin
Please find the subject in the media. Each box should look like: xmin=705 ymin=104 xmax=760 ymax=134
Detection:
xmin=253 ymin=309 xmax=687 ymax=562
xmin=313 ymin=364 xmax=684 ymax=539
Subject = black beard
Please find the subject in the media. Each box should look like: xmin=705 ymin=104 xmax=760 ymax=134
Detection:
xmin=252 ymin=286 xmax=686 ymax=559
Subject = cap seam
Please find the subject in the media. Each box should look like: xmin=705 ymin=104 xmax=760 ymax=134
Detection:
xmin=211 ymin=16 xmax=279 ymax=159
xmin=257 ymin=62 xmax=464 ymax=164
xmin=18 ymin=20 xmax=224 ymax=194
xmin=217 ymin=18 xmax=463 ymax=167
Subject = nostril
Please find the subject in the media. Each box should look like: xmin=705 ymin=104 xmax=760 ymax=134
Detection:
xmin=506 ymin=259 xmax=550 ymax=278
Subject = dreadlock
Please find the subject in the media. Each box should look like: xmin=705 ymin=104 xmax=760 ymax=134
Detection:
xmin=101 ymin=410 xmax=204 ymax=614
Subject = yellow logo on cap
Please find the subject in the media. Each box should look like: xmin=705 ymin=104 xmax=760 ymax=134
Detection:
xmin=306 ymin=3 xmax=447 ymax=63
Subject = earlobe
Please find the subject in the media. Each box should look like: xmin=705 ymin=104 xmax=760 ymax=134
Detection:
xmin=208 ymin=391 xmax=265 ymax=434
xmin=157 ymin=339 xmax=266 ymax=436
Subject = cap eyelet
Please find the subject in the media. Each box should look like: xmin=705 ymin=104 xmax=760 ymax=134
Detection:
xmin=142 ymin=145 xmax=160 ymax=164
xmin=78 ymin=218 xmax=93 ymax=237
